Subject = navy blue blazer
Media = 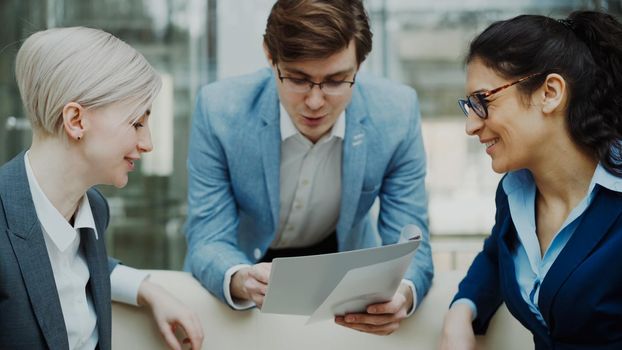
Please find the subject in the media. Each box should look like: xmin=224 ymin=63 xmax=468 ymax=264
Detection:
xmin=453 ymin=180 xmax=622 ymax=349
xmin=0 ymin=153 xmax=117 ymax=350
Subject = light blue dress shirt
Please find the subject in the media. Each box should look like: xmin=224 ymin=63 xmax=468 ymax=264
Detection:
xmin=455 ymin=164 xmax=622 ymax=327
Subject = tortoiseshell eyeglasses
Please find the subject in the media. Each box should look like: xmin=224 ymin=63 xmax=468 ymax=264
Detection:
xmin=458 ymin=73 xmax=543 ymax=119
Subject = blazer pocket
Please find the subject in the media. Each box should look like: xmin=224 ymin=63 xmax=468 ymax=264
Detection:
xmin=355 ymin=184 xmax=381 ymax=218
xmin=361 ymin=183 xmax=381 ymax=194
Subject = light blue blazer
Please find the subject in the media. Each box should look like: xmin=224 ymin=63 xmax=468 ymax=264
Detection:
xmin=184 ymin=68 xmax=433 ymax=306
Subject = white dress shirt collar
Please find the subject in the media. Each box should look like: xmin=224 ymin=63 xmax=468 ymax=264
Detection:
xmin=24 ymin=150 xmax=98 ymax=252
xmin=279 ymin=103 xmax=345 ymax=142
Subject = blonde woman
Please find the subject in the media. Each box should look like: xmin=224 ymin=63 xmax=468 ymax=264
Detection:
xmin=0 ymin=27 xmax=203 ymax=350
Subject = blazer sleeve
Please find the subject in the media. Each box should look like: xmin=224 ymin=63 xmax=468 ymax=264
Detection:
xmin=376 ymin=88 xmax=433 ymax=308
xmin=184 ymin=87 xmax=253 ymax=303
xmin=451 ymin=181 xmax=507 ymax=334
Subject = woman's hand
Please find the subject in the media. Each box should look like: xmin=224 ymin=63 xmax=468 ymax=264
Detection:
xmin=439 ymin=303 xmax=476 ymax=350
xmin=138 ymin=279 xmax=204 ymax=350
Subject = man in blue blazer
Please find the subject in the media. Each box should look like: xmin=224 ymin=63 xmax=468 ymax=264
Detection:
xmin=184 ymin=0 xmax=433 ymax=335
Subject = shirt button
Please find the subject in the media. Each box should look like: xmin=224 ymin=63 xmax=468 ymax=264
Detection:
xmin=294 ymin=201 xmax=303 ymax=210
xmin=253 ymin=248 xmax=262 ymax=260
xmin=302 ymin=179 xmax=310 ymax=186
xmin=287 ymin=225 xmax=294 ymax=231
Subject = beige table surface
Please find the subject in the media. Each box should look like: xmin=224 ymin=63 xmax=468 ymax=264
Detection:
xmin=112 ymin=270 xmax=533 ymax=350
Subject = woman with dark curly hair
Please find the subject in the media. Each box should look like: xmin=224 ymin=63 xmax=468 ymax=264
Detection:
xmin=440 ymin=11 xmax=622 ymax=350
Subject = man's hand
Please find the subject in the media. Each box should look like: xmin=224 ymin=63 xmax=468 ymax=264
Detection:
xmin=334 ymin=282 xmax=414 ymax=335
xmin=230 ymin=263 xmax=272 ymax=308
xmin=439 ymin=303 xmax=476 ymax=350
xmin=138 ymin=279 xmax=204 ymax=350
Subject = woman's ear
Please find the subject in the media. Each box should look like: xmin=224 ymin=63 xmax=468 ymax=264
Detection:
xmin=62 ymin=102 xmax=86 ymax=141
xmin=540 ymin=73 xmax=567 ymax=115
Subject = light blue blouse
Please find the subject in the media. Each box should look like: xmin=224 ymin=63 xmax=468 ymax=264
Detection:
xmin=455 ymin=164 xmax=622 ymax=327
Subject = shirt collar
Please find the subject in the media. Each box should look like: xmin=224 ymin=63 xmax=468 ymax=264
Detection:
xmin=589 ymin=163 xmax=622 ymax=193
xmin=24 ymin=151 xmax=97 ymax=252
xmin=279 ymin=103 xmax=346 ymax=142
xmin=503 ymin=163 xmax=622 ymax=196
xmin=502 ymin=169 xmax=533 ymax=195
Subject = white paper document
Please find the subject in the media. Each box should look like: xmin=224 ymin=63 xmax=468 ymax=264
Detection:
xmin=261 ymin=235 xmax=420 ymax=324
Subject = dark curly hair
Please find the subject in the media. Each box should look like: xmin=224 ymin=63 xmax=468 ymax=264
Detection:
xmin=467 ymin=11 xmax=622 ymax=176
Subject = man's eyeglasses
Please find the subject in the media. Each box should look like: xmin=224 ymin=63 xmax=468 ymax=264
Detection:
xmin=277 ymin=65 xmax=356 ymax=96
xmin=458 ymin=73 xmax=542 ymax=119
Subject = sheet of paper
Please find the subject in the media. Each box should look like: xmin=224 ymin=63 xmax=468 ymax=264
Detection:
xmin=261 ymin=238 xmax=420 ymax=316
xmin=305 ymin=249 xmax=416 ymax=324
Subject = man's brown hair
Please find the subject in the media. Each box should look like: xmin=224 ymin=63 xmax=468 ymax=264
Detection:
xmin=263 ymin=0 xmax=373 ymax=66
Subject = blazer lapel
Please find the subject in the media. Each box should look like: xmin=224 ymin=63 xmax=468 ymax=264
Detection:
xmin=81 ymin=189 xmax=113 ymax=350
xmin=259 ymin=78 xmax=281 ymax=233
xmin=336 ymin=87 xmax=368 ymax=239
xmin=81 ymin=227 xmax=111 ymax=350
xmin=538 ymin=187 xmax=622 ymax=326
xmin=1 ymin=153 xmax=69 ymax=350
xmin=497 ymin=213 xmax=550 ymax=341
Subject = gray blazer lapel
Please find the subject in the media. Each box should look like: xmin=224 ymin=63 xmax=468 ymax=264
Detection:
xmin=259 ymin=79 xmax=281 ymax=233
xmin=337 ymin=88 xmax=369 ymax=237
xmin=1 ymin=153 xmax=69 ymax=350
xmin=80 ymin=228 xmax=111 ymax=350
xmin=83 ymin=189 xmax=112 ymax=350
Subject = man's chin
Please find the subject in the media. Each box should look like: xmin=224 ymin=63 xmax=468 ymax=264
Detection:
xmin=301 ymin=129 xmax=330 ymax=143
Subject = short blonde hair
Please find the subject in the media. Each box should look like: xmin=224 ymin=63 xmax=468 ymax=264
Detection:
xmin=15 ymin=27 xmax=162 ymax=137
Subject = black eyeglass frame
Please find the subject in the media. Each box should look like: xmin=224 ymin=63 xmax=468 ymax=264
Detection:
xmin=458 ymin=72 xmax=543 ymax=119
xmin=276 ymin=65 xmax=356 ymax=95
